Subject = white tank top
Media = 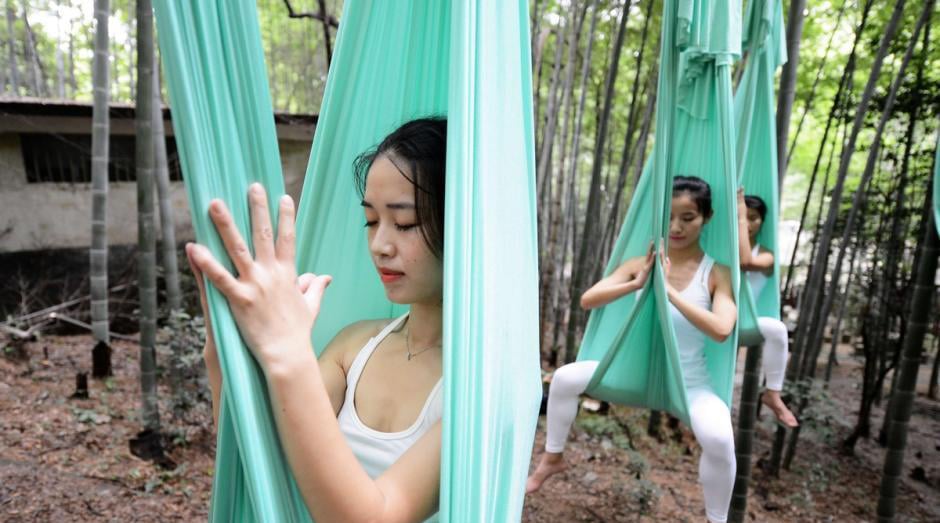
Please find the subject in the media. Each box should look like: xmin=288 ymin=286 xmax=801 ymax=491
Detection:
xmin=746 ymin=244 xmax=768 ymax=300
xmin=668 ymin=254 xmax=714 ymax=390
xmin=337 ymin=313 xmax=443 ymax=480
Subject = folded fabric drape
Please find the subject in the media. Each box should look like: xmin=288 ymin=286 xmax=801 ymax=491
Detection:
xmin=734 ymin=0 xmax=786 ymax=343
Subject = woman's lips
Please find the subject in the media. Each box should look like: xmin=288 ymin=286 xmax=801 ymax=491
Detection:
xmin=670 ymin=235 xmax=684 ymax=241
xmin=378 ymin=269 xmax=404 ymax=283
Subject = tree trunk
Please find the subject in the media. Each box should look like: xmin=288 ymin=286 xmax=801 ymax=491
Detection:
xmin=878 ymin=71 xmax=929 ymax=447
xmin=790 ymin=0 xmax=930 ymax=460
xmin=540 ymin=1 xmax=589 ymax=358
xmin=152 ymin=53 xmax=181 ymax=312
xmin=549 ymin=1 xmax=600 ymax=365
xmin=876 ymin=209 xmax=939 ymax=522
xmin=825 ymin=238 xmax=862 ymax=384
xmin=799 ymin=0 xmax=931 ymax=384
xmin=773 ymin=0 xmax=914 ymax=473
xmin=787 ymin=0 xmax=908 ymax=393
xmin=4 ymin=1 xmax=17 ymax=95
xmin=601 ymin=0 xmax=655 ymax=254
xmin=127 ymin=20 xmax=135 ymax=100
xmin=20 ymin=1 xmax=44 ymax=96
xmin=774 ymin=0 xmax=808 ymax=193
xmin=316 ymin=0 xmax=332 ymax=69
xmin=730 ymin=345 xmax=763 ymax=523
xmin=90 ymin=0 xmax=111 ymax=375
xmin=927 ymin=327 xmax=940 ymax=400
xmin=565 ymin=0 xmax=631 ymax=362
xmin=782 ymin=0 xmax=870 ymax=298
xmin=53 ymin=0 xmax=66 ymax=98
xmin=536 ymin=23 xmax=568 ymax=216
xmin=784 ymin=0 xmax=853 ymax=167
xmin=136 ymin=0 xmax=161 ymax=434
xmin=68 ymin=24 xmax=77 ymax=97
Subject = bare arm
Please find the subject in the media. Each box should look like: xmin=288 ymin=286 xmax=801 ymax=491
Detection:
xmin=266 ymin=348 xmax=439 ymax=522
xmin=581 ymin=246 xmax=655 ymax=310
xmin=737 ymin=189 xmax=775 ymax=273
xmin=666 ymin=263 xmax=737 ymax=342
xmin=737 ymin=188 xmax=754 ymax=269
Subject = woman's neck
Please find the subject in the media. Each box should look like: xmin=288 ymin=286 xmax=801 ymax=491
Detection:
xmin=668 ymin=241 xmax=704 ymax=264
xmin=407 ymin=300 xmax=443 ymax=349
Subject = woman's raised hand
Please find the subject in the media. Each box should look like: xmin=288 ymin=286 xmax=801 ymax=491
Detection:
xmin=632 ymin=241 xmax=656 ymax=288
xmin=660 ymin=248 xmax=675 ymax=294
xmin=186 ymin=183 xmax=332 ymax=374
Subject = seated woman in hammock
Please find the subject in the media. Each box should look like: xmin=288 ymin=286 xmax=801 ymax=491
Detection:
xmin=527 ymin=176 xmax=738 ymax=523
xmin=186 ymin=118 xmax=446 ymax=523
xmin=737 ymin=189 xmax=798 ymax=428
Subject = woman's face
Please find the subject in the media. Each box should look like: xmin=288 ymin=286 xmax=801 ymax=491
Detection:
xmin=746 ymin=207 xmax=764 ymax=239
xmin=362 ymin=154 xmax=444 ymax=305
xmin=669 ymin=193 xmax=707 ymax=250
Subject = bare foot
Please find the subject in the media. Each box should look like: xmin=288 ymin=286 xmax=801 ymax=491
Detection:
xmin=526 ymin=452 xmax=568 ymax=494
xmin=762 ymin=390 xmax=799 ymax=428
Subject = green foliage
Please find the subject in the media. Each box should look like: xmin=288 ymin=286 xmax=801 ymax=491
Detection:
xmin=154 ymin=309 xmax=210 ymax=420
xmin=576 ymin=410 xmax=635 ymax=450
xmin=629 ymin=478 xmax=660 ymax=514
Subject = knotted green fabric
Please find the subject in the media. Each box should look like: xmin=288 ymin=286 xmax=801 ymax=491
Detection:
xmin=734 ymin=0 xmax=786 ymax=343
xmin=154 ymin=1 xmax=540 ymax=521
xmin=577 ymin=0 xmax=742 ymax=425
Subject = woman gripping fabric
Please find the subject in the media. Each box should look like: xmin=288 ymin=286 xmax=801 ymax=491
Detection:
xmin=188 ymin=118 xmax=447 ymax=523
xmin=527 ymin=175 xmax=739 ymax=523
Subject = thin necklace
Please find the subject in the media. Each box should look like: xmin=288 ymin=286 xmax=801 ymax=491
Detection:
xmin=405 ymin=328 xmax=438 ymax=361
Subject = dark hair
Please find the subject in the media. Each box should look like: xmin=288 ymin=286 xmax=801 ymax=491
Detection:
xmin=672 ymin=175 xmax=713 ymax=218
xmin=744 ymin=194 xmax=767 ymax=221
xmin=354 ymin=117 xmax=447 ymax=258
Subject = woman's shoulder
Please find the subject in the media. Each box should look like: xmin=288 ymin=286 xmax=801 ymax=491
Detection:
xmin=322 ymin=318 xmax=398 ymax=366
xmin=756 ymin=244 xmax=774 ymax=255
xmin=707 ymin=260 xmax=733 ymax=288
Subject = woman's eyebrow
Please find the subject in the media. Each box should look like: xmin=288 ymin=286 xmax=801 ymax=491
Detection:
xmin=360 ymin=200 xmax=415 ymax=210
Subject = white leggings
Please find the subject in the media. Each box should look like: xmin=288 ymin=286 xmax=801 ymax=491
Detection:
xmin=545 ymin=360 xmax=735 ymax=523
xmin=758 ymin=317 xmax=788 ymax=391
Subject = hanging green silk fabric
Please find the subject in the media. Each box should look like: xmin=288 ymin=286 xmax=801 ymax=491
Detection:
xmin=733 ymin=0 xmax=786 ymax=345
xmin=153 ymin=1 xmax=541 ymax=522
xmin=577 ymin=0 xmax=742 ymax=426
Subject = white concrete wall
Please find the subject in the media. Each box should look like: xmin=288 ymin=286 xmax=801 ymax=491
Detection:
xmin=0 ymin=133 xmax=312 ymax=253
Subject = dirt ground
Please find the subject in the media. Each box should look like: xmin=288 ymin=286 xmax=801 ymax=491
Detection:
xmin=1 ymin=334 xmax=938 ymax=522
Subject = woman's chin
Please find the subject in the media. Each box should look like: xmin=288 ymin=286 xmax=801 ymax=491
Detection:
xmin=382 ymin=288 xmax=409 ymax=305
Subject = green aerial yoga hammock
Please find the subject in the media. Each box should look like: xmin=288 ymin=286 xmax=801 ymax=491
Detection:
xmin=734 ymin=0 xmax=786 ymax=343
xmin=153 ymin=1 xmax=541 ymax=522
xmin=577 ymin=0 xmax=742 ymax=426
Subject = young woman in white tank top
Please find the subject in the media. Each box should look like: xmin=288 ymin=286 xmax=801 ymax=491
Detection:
xmin=527 ymin=176 xmax=739 ymax=523
xmin=187 ymin=118 xmax=447 ymax=522
xmin=738 ymin=190 xmax=798 ymax=427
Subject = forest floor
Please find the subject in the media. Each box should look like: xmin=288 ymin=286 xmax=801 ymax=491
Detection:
xmin=1 ymin=333 xmax=938 ymax=522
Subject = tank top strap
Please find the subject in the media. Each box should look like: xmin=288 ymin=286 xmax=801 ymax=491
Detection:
xmin=697 ymin=254 xmax=715 ymax=290
xmin=751 ymin=244 xmax=761 ymax=257
xmin=346 ymin=313 xmax=409 ymax=390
